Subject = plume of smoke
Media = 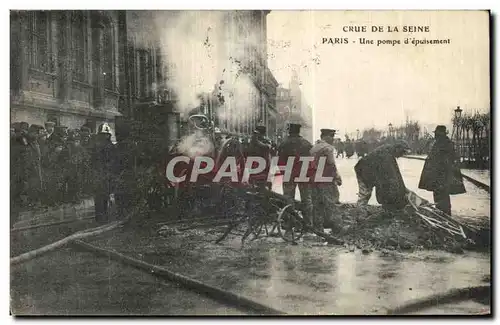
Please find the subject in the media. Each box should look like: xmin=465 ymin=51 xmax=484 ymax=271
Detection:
xmin=153 ymin=11 xmax=220 ymax=117
xmin=152 ymin=10 xmax=263 ymax=125
xmin=176 ymin=130 xmax=214 ymax=159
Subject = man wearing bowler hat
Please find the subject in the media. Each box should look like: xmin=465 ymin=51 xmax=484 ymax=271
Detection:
xmin=418 ymin=125 xmax=466 ymax=215
xmin=277 ymin=123 xmax=314 ymax=229
xmin=310 ymin=128 xmax=342 ymax=232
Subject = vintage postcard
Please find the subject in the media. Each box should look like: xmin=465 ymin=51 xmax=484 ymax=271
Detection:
xmin=10 ymin=10 xmax=491 ymax=316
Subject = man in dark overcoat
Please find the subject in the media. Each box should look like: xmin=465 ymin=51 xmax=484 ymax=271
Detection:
xmin=113 ymin=120 xmax=140 ymax=219
xmin=246 ymin=125 xmax=273 ymax=189
xmin=10 ymin=122 xmax=30 ymax=225
xmin=90 ymin=123 xmax=115 ymax=223
xmin=418 ymin=125 xmax=466 ymax=215
xmin=277 ymin=123 xmax=314 ymax=227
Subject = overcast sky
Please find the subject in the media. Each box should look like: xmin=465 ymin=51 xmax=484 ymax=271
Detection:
xmin=266 ymin=11 xmax=490 ymax=140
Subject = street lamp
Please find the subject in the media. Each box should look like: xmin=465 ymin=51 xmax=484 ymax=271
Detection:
xmin=454 ymin=106 xmax=463 ymax=119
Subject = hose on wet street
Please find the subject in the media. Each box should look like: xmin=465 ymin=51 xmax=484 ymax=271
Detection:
xmin=386 ymin=285 xmax=491 ymax=315
xmin=73 ymin=239 xmax=287 ymax=316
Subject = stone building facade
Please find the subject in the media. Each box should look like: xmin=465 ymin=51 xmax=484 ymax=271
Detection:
xmin=10 ymin=10 xmax=126 ymax=139
xmin=10 ymin=10 xmax=279 ymax=144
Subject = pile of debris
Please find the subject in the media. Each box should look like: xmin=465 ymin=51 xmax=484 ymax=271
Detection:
xmin=155 ymin=190 xmax=488 ymax=254
xmin=324 ymin=193 xmax=488 ymax=253
xmin=329 ymin=205 xmax=463 ymax=253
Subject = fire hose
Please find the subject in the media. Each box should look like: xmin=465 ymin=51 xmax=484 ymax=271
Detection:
xmin=386 ymin=285 xmax=490 ymax=315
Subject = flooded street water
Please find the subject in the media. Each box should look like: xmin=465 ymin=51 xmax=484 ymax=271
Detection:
xmin=190 ymin=237 xmax=490 ymax=314
xmin=273 ymin=156 xmax=490 ymax=221
xmin=85 ymin=217 xmax=491 ymax=315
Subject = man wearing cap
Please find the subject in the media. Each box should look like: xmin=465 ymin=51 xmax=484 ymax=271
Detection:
xmin=354 ymin=140 xmax=410 ymax=210
xmin=46 ymin=126 xmax=69 ymax=203
xmin=277 ymin=123 xmax=314 ymax=228
xmin=45 ymin=121 xmax=55 ymax=140
xmin=310 ymin=128 xmax=342 ymax=232
xmin=49 ymin=126 xmax=68 ymax=150
xmin=80 ymin=126 xmax=92 ymax=147
xmin=418 ymin=125 xmax=466 ymax=215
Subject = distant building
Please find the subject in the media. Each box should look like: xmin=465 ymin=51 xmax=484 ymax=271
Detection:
xmin=275 ymin=71 xmax=313 ymax=143
xmin=10 ymin=10 xmax=125 ymax=139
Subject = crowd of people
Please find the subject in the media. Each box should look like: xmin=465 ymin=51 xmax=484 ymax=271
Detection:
xmin=334 ymin=136 xmax=431 ymax=160
xmin=10 ymin=121 xmax=117 ymax=225
xmin=11 ymin=116 xmax=466 ymax=233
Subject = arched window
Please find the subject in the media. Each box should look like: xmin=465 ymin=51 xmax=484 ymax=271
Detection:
xmin=27 ymin=11 xmax=52 ymax=72
xmin=137 ymin=47 xmax=154 ymax=99
xmin=102 ymin=20 xmax=115 ymax=91
xmin=71 ymin=11 xmax=88 ymax=82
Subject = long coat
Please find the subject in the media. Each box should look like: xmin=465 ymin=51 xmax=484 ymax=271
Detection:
xmin=277 ymin=135 xmax=315 ymax=179
xmin=418 ymin=136 xmax=466 ymax=195
xmin=11 ymin=136 xmax=30 ymax=199
xmin=245 ymin=136 xmax=272 ymax=182
xmin=89 ymin=137 xmax=114 ymax=195
xmin=310 ymin=140 xmax=340 ymax=182
xmin=26 ymin=140 xmax=43 ymax=193
xmin=354 ymin=144 xmax=407 ymax=208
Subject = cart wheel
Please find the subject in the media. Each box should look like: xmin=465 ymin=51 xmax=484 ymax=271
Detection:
xmin=277 ymin=204 xmax=305 ymax=243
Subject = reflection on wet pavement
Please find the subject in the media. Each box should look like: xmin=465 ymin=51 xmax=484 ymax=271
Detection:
xmin=95 ymin=225 xmax=490 ymax=315
xmin=396 ymin=158 xmax=490 ymax=220
xmin=224 ymin=241 xmax=490 ymax=314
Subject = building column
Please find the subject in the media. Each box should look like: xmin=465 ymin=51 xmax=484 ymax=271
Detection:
xmin=117 ymin=10 xmax=131 ymax=116
xmin=10 ymin=11 xmax=29 ymax=94
xmin=91 ymin=14 xmax=105 ymax=109
xmin=58 ymin=11 xmax=73 ymax=103
xmin=152 ymin=45 xmax=158 ymax=100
